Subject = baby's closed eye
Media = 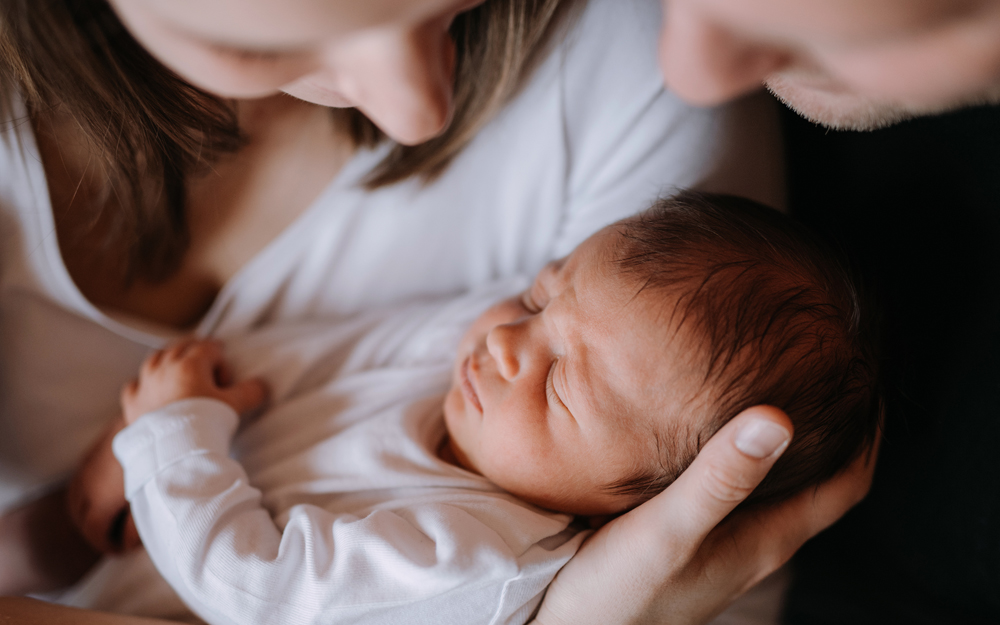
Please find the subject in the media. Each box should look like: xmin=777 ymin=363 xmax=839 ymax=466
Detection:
xmin=546 ymin=358 xmax=568 ymax=412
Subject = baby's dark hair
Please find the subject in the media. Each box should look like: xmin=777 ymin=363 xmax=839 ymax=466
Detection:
xmin=608 ymin=191 xmax=881 ymax=508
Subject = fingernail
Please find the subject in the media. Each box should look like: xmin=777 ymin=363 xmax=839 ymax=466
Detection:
xmin=735 ymin=419 xmax=790 ymax=459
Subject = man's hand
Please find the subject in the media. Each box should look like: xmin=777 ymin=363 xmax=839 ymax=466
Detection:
xmin=534 ymin=405 xmax=878 ymax=625
xmin=121 ymin=339 xmax=268 ymax=424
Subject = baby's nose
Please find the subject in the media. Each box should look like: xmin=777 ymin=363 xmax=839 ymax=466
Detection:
xmin=486 ymin=324 xmax=520 ymax=380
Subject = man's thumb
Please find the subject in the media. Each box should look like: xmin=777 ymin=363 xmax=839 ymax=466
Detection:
xmin=637 ymin=405 xmax=792 ymax=548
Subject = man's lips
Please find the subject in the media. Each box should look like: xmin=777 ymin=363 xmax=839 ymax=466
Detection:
xmin=460 ymin=356 xmax=483 ymax=414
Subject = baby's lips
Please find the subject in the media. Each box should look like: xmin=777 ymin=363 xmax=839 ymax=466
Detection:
xmin=460 ymin=356 xmax=483 ymax=413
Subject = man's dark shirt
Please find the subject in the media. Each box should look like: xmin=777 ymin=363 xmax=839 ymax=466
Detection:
xmin=782 ymin=104 xmax=1000 ymax=624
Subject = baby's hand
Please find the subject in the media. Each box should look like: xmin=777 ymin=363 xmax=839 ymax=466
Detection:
xmin=121 ymin=339 xmax=268 ymax=425
xmin=67 ymin=416 xmax=140 ymax=554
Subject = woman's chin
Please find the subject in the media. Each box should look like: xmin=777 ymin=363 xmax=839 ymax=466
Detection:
xmin=281 ymin=83 xmax=355 ymax=108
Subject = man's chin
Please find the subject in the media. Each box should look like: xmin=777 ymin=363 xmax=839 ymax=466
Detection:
xmin=764 ymin=77 xmax=917 ymax=132
xmin=765 ymin=75 xmax=1000 ymax=132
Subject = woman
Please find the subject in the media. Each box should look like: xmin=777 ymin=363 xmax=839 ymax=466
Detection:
xmin=0 ymin=0 xmax=811 ymax=621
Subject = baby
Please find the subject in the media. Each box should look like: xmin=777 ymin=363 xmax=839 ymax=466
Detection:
xmin=73 ymin=191 xmax=880 ymax=624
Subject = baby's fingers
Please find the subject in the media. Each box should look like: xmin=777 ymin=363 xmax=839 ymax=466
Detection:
xmin=181 ymin=340 xmax=225 ymax=372
xmin=219 ymin=378 xmax=269 ymax=417
xmin=141 ymin=349 xmax=166 ymax=377
xmin=164 ymin=338 xmax=198 ymax=360
xmin=120 ymin=378 xmax=139 ymax=406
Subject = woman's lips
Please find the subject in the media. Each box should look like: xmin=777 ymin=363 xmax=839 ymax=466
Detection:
xmin=460 ymin=356 xmax=483 ymax=414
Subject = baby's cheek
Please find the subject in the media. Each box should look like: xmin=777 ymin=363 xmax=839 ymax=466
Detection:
xmin=477 ymin=429 xmax=544 ymax=487
xmin=441 ymin=385 xmax=462 ymax=430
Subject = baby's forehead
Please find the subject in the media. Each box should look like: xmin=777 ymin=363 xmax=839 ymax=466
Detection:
xmin=569 ymin=282 xmax=699 ymax=420
xmin=549 ymin=235 xmax=713 ymax=489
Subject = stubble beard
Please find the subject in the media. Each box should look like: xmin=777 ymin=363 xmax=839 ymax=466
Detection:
xmin=765 ymin=73 xmax=1000 ymax=132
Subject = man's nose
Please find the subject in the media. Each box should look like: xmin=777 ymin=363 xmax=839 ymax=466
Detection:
xmin=331 ymin=22 xmax=456 ymax=145
xmin=486 ymin=323 xmax=522 ymax=380
xmin=659 ymin=1 xmax=787 ymax=106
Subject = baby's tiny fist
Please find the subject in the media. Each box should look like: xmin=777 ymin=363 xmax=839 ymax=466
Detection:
xmin=122 ymin=340 xmax=225 ymax=422
xmin=122 ymin=339 xmax=269 ymax=422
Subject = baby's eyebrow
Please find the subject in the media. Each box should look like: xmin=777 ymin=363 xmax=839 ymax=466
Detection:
xmin=537 ymin=259 xmax=565 ymax=289
xmin=528 ymin=269 xmax=559 ymax=311
xmin=528 ymin=277 xmax=545 ymax=304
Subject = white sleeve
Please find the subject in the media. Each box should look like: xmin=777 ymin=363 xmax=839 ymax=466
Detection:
xmin=114 ymin=399 xmax=570 ymax=625
xmin=552 ymin=0 xmax=784 ymax=256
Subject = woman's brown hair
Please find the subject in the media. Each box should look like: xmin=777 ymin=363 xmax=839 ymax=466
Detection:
xmin=0 ymin=0 xmax=578 ymax=283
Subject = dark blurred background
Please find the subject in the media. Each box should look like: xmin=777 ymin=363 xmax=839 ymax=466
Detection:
xmin=780 ymin=103 xmax=1000 ymax=624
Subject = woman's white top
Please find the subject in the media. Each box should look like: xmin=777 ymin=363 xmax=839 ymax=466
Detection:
xmin=0 ymin=0 xmax=783 ymax=514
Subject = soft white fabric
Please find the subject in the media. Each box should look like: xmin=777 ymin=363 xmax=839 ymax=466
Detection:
xmin=112 ymin=280 xmax=586 ymax=625
xmin=0 ymin=0 xmax=781 ymax=512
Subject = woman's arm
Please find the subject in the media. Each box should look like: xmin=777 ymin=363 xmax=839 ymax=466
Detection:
xmin=0 ymin=597 xmax=181 ymax=625
xmin=0 ymin=489 xmax=99 ymax=595
xmin=534 ymin=406 xmax=877 ymax=625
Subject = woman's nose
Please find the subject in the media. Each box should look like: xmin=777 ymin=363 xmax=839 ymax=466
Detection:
xmin=659 ymin=1 xmax=788 ymax=106
xmin=331 ymin=22 xmax=456 ymax=145
xmin=486 ymin=323 xmax=522 ymax=380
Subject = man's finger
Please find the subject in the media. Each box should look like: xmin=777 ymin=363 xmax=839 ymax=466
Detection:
xmin=636 ymin=405 xmax=792 ymax=549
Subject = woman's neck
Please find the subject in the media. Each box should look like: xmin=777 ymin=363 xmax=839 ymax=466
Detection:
xmin=43 ymin=95 xmax=357 ymax=330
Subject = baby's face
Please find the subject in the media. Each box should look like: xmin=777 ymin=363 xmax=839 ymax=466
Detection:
xmin=443 ymin=226 xmax=697 ymax=515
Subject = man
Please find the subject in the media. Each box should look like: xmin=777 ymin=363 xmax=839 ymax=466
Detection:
xmin=542 ymin=1 xmax=1000 ymax=623
xmin=660 ymin=0 xmax=1000 ymax=623
xmin=659 ymin=0 xmax=1000 ymax=129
